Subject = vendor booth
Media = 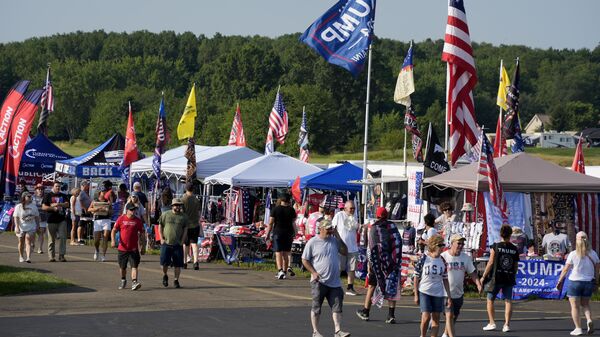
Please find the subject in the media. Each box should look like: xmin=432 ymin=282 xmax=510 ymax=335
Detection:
xmin=294 ymin=162 xmax=363 ymax=192
xmin=55 ymin=133 xmax=125 ymax=178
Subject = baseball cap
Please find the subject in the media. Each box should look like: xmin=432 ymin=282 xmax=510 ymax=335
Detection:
xmin=126 ymin=203 xmax=138 ymax=211
xmin=375 ymin=206 xmax=388 ymax=219
xmin=318 ymin=219 xmax=333 ymax=229
xmin=133 ymin=181 xmax=141 ymax=188
xmin=171 ymin=198 xmax=184 ymax=206
xmin=450 ymin=234 xmax=466 ymax=243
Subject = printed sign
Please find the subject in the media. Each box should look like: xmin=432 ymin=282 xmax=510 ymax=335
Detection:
xmin=507 ymin=259 xmax=567 ymax=300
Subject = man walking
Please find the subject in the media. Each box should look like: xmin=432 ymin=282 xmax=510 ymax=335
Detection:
xmin=42 ymin=182 xmax=69 ymax=262
xmin=182 ymin=182 xmax=202 ymax=270
xmin=158 ymin=198 xmax=189 ymax=288
xmin=111 ymin=203 xmax=145 ymax=290
xmin=302 ymin=219 xmax=351 ymax=337
xmin=332 ymin=200 xmax=360 ymax=295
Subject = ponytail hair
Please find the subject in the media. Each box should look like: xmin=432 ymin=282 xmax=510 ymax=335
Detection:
xmin=576 ymin=231 xmax=590 ymax=257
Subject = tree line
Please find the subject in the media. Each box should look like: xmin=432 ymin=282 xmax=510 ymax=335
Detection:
xmin=0 ymin=30 xmax=598 ymax=155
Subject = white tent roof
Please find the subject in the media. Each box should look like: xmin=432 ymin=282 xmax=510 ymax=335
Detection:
xmin=130 ymin=145 xmax=261 ymax=179
xmin=204 ymin=152 xmax=322 ymax=187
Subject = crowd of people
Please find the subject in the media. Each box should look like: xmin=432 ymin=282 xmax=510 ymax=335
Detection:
xmin=8 ymin=185 xmax=600 ymax=337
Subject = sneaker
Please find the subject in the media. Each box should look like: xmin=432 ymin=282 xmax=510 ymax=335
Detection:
xmin=334 ymin=330 xmax=351 ymax=337
xmin=58 ymin=255 xmax=67 ymax=262
xmin=571 ymin=328 xmax=584 ymax=336
xmin=19 ymin=256 xmax=25 ymax=263
xmin=174 ymin=280 xmax=181 ymax=288
xmin=100 ymin=255 xmax=106 ymax=262
xmin=26 ymin=259 xmax=31 ymax=263
xmin=502 ymin=325 xmax=510 ymax=332
xmin=93 ymin=251 xmax=99 ymax=261
xmin=162 ymin=275 xmax=168 ymax=287
xmin=118 ymin=279 xmax=127 ymax=290
xmin=312 ymin=331 xmax=324 ymax=337
xmin=588 ymin=321 xmax=594 ymax=335
xmin=385 ymin=316 xmax=396 ymax=324
xmin=49 ymin=258 xmax=56 ymax=262
xmin=441 ymin=334 xmax=448 ymax=337
xmin=183 ymin=262 xmax=188 ymax=269
xmin=37 ymin=249 xmax=43 ymax=254
xmin=287 ymin=268 xmax=295 ymax=277
xmin=193 ymin=262 xmax=199 ymax=270
xmin=131 ymin=280 xmax=142 ymax=291
xmin=356 ymin=309 xmax=369 ymax=321
xmin=276 ymin=270 xmax=285 ymax=280
xmin=345 ymin=288 xmax=358 ymax=296
xmin=483 ymin=324 xmax=497 ymax=331
xmin=79 ymin=240 xmax=85 ymax=245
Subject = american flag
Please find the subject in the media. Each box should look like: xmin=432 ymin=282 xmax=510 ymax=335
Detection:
xmin=153 ymin=96 xmax=169 ymax=188
xmin=298 ymin=108 xmax=309 ymax=162
xmin=478 ymin=133 xmax=508 ymax=219
xmin=442 ymin=0 xmax=479 ymax=166
xmin=571 ymin=138 xmax=600 ymax=251
xmin=268 ymin=90 xmax=289 ymax=144
xmin=493 ymin=112 xmax=507 ymax=158
xmin=228 ymin=104 xmax=246 ymax=146
xmin=37 ymin=65 xmax=54 ymax=135
xmin=265 ymin=128 xmax=274 ymax=155
xmin=235 ymin=189 xmax=251 ymax=224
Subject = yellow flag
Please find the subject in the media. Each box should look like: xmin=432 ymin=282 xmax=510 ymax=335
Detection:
xmin=496 ymin=65 xmax=511 ymax=110
xmin=177 ymin=84 xmax=197 ymax=140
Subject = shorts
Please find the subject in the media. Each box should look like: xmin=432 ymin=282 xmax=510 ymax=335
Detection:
xmin=567 ymin=280 xmax=595 ymax=298
xmin=118 ymin=250 xmax=141 ymax=269
xmin=93 ymin=219 xmax=112 ymax=232
xmin=39 ymin=222 xmax=47 ymax=229
xmin=272 ymin=234 xmax=293 ymax=252
xmin=160 ymin=244 xmax=184 ymax=267
xmin=71 ymin=215 xmax=81 ymax=225
xmin=487 ymin=284 xmax=514 ymax=300
xmin=419 ymin=292 xmax=445 ymax=313
xmin=15 ymin=230 xmax=36 ymax=238
xmin=339 ymin=252 xmax=358 ymax=272
xmin=311 ymin=281 xmax=344 ymax=314
xmin=445 ymin=295 xmax=464 ymax=318
xmin=185 ymin=227 xmax=200 ymax=245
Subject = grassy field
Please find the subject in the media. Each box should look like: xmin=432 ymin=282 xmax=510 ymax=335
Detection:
xmin=0 ymin=265 xmax=74 ymax=296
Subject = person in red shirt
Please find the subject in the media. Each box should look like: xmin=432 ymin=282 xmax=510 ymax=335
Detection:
xmin=111 ymin=203 xmax=145 ymax=290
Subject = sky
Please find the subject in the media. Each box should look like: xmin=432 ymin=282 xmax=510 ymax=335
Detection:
xmin=1 ymin=0 xmax=599 ymax=50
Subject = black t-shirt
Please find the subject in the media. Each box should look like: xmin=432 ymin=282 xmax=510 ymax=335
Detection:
xmin=136 ymin=192 xmax=148 ymax=208
xmin=42 ymin=192 xmax=69 ymax=223
xmin=270 ymin=205 xmax=296 ymax=237
xmin=493 ymin=241 xmax=520 ymax=286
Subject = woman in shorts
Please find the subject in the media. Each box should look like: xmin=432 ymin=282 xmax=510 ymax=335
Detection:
xmin=88 ymin=192 xmax=112 ymax=262
xmin=414 ymin=235 xmax=452 ymax=337
xmin=69 ymin=187 xmax=82 ymax=245
xmin=13 ymin=192 xmax=40 ymax=263
xmin=32 ymin=184 xmax=47 ymax=254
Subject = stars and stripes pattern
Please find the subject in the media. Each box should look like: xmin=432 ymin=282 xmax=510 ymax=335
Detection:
xmin=404 ymin=106 xmax=423 ymax=162
xmin=571 ymin=138 xmax=600 ymax=251
xmin=493 ymin=111 xmax=508 ymax=158
xmin=478 ymin=133 xmax=508 ymax=220
xmin=442 ymin=0 xmax=479 ymax=166
xmin=268 ymin=90 xmax=289 ymax=144
xmin=265 ymin=128 xmax=274 ymax=155
xmin=228 ymin=104 xmax=246 ymax=146
xmin=37 ymin=65 xmax=54 ymax=135
xmin=152 ymin=96 xmax=169 ymax=188
xmin=298 ymin=108 xmax=310 ymax=162
xmin=234 ymin=188 xmax=252 ymax=224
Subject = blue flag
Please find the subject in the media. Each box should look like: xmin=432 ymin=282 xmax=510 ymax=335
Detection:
xmin=300 ymin=0 xmax=376 ymax=77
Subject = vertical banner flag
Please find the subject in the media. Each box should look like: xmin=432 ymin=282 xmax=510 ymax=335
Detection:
xmin=291 ymin=176 xmax=302 ymax=204
xmin=496 ymin=63 xmax=511 ymax=111
xmin=268 ymin=89 xmax=289 ymax=144
xmin=152 ymin=95 xmax=169 ymax=188
xmin=178 ymin=84 xmax=197 ymax=140
xmin=572 ymin=137 xmax=586 ymax=173
xmin=494 ymin=111 xmax=507 ymax=158
xmin=185 ymin=137 xmax=197 ymax=183
xmin=120 ymin=102 xmax=139 ymax=187
xmin=423 ymin=123 xmax=450 ymax=178
xmin=298 ymin=108 xmax=310 ymax=162
xmin=394 ymin=41 xmax=415 ymax=106
xmin=263 ymin=189 xmax=272 ymax=223
xmin=502 ymin=59 xmax=521 ymax=139
xmin=442 ymin=0 xmax=479 ymax=166
xmin=478 ymin=133 xmax=508 ymax=220
xmin=404 ymin=106 xmax=423 ymax=162
xmin=300 ymin=0 xmax=376 ymax=76
xmin=265 ymin=128 xmax=274 ymax=155
xmin=571 ymin=138 xmax=600 ymax=251
xmin=0 ymin=80 xmax=30 ymax=155
xmin=37 ymin=65 xmax=54 ymax=136
xmin=3 ymin=89 xmax=44 ymax=197
xmin=228 ymin=104 xmax=246 ymax=147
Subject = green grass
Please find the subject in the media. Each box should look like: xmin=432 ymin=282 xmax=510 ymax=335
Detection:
xmin=0 ymin=265 xmax=74 ymax=296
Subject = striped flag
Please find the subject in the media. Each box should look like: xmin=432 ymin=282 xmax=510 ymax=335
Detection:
xmin=571 ymin=138 xmax=600 ymax=251
xmin=228 ymin=104 xmax=246 ymax=147
xmin=152 ymin=95 xmax=169 ymax=188
xmin=37 ymin=65 xmax=54 ymax=135
xmin=298 ymin=108 xmax=309 ymax=162
xmin=493 ymin=111 xmax=507 ymax=158
xmin=478 ymin=133 xmax=508 ymax=220
xmin=268 ymin=89 xmax=289 ymax=144
xmin=442 ymin=0 xmax=479 ymax=166
xmin=265 ymin=128 xmax=274 ymax=155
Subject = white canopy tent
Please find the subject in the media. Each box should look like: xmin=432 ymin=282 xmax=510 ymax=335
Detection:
xmin=130 ymin=145 xmax=261 ymax=180
xmin=204 ymin=152 xmax=322 ymax=188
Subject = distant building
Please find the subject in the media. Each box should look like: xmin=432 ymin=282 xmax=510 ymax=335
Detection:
xmin=538 ymin=131 xmax=577 ymax=148
xmin=578 ymin=128 xmax=600 ymax=147
xmin=524 ymin=114 xmax=551 ymax=134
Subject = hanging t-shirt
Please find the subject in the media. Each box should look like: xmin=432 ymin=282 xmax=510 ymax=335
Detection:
xmin=402 ymin=226 xmax=416 ymax=253
xmin=415 ymin=253 xmax=448 ymax=297
xmin=492 ymin=241 xmax=520 ymax=286
xmin=542 ymin=232 xmax=570 ymax=257
xmin=441 ymin=251 xmax=476 ymax=298
xmin=332 ymin=211 xmax=359 ymax=253
xmin=421 ymin=227 xmax=438 ymax=242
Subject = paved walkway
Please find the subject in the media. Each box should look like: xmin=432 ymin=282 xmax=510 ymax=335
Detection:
xmin=0 ymin=233 xmax=592 ymax=336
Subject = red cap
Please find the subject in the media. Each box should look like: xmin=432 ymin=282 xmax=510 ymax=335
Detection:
xmin=376 ymin=207 xmax=388 ymax=219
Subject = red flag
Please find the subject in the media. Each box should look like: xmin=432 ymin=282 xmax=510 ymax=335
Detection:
xmin=493 ymin=111 xmax=507 ymax=158
xmin=0 ymin=81 xmax=30 ymax=155
xmin=572 ymin=137 xmax=585 ymax=173
xmin=3 ymin=89 xmax=44 ymax=196
xmin=291 ymin=176 xmax=301 ymax=204
xmin=228 ymin=104 xmax=246 ymax=146
xmin=122 ymin=102 xmax=139 ymax=167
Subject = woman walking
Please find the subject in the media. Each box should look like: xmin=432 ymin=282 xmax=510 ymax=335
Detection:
xmin=557 ymin=231 xmax=600 ymax=336
xmin=32 ymin=184 xmax=47 ymax=254
xmin=69 ymin=187 xmax=83 ymax=245
xmin=13 ymin=192 xmax=40 ymax=263
xmin=88 ymin=192 xmax=112 ymax=262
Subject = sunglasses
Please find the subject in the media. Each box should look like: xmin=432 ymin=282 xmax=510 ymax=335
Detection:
xmin=437 ymin=244 xmax=445 ymax=248
xmin=456 ymin=242 xmax=465 ymax=246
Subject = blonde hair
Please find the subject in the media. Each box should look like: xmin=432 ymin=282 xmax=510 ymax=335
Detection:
xmin=428 ymin=235 xmax=445 ymax=252
xmin=576 ymin=232 xmax=590 ymax=257
xmin=71 ymin=187 xmax=80 ymax=195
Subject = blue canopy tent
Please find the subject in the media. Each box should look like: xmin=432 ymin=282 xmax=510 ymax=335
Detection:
xmin=292 ymin=162 xmax=363 ymax=192
xmin=55 ymin=133 xmax=125 ymax=178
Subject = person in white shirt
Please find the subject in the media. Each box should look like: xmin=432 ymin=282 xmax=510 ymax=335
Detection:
xmin=419 ymin=213 xmax=438 ymax=247
xmin=557 ymin=231 xmax=600 ymax=336
xmin=441 ymin=234 xmax=482 ymax=337
xmin=542 ymin=225 xmax=571 ymax=258
xmin=332 ymin=200 xmax=359 ymax=296
xmin=13 ymin=192 xmax=40 ymax=263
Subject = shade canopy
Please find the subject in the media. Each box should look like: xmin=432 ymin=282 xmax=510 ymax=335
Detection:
xmin=423 ymin=152 xmax=600 ymax=193
xmin=130 ymin=145 xmax=261 ymax=180
xmin=204 ymin=152 xmax=322 ymax=188
xmin=292 ymin=162 xmax=363 ymax=191
xmin=55 ymin=133 xmax=124 ymax=178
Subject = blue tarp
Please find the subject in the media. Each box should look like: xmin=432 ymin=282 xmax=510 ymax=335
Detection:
xmin=55 ymin=133 xmax=125 ymax=178
xmin=292 ymin=162 xmax=363 ymax=192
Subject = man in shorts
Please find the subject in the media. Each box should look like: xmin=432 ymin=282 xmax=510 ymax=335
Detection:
xmin=111 ymin=203 xmax=145 ymax=290
xmin=182 ymin=182 xmax=202 ymax=270
xmin=332 ymin=200 xmax=360 ymax=295
xmin=158 ymin=198 xmax=189 ymax=288
xmin=302 ymin=219 xmax=350 ymax=337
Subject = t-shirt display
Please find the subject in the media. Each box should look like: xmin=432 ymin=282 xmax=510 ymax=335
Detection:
xmin=402 ymin=226 xmax=416 ymax=253
xmin=332 ymin=211 xmax=359 ymax=253
xmin=542 ymin=232 xmax=571 ymax=257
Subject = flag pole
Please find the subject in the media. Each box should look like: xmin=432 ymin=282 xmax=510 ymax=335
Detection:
xmin=498 ymin=59 xmax=504 ymax=156
xmin=361 ymin=44 xmax=373 ymax=224
xmin=403 ymin=127 xmax=408 ymax=177
xmin=474 ymin=126 xmax=485 ymax=222
xmin=444 ymin=64 xmax=450 ymax=158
